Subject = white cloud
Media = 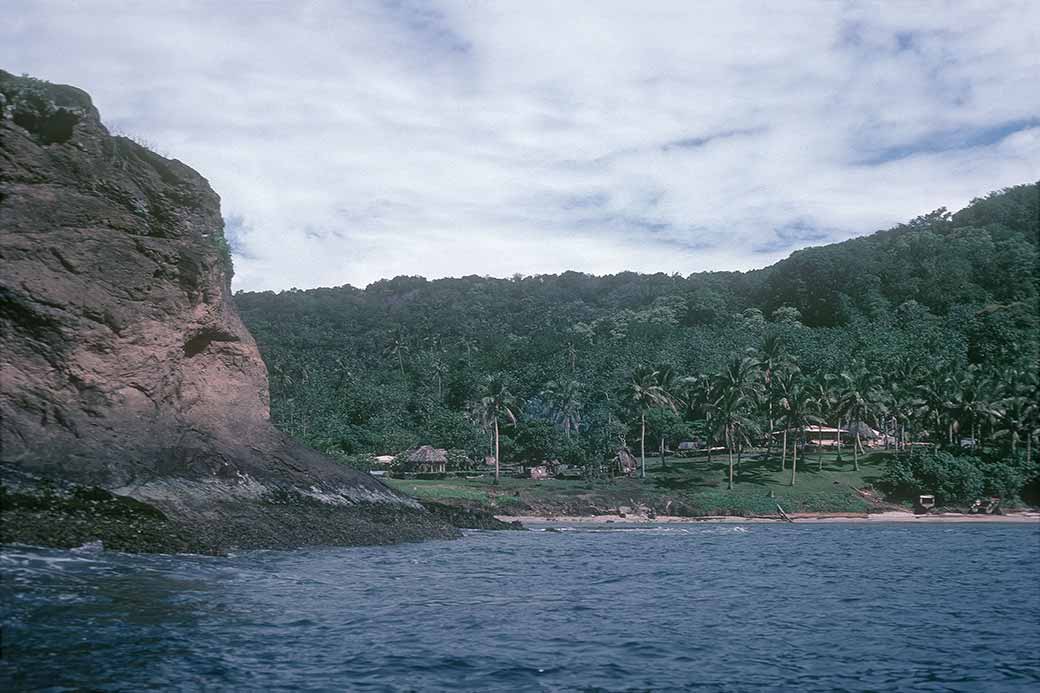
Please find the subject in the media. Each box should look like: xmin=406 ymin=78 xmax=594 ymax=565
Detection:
xmin=3 ymin=0 xmax=1038 ymax=291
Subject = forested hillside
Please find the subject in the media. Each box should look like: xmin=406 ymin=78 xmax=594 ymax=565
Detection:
xmin=237 ymin=184 xmax=1038 ymax=477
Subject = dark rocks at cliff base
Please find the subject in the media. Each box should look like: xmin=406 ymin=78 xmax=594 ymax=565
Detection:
xmin=0 ymin=71 xmax=458 ymax=552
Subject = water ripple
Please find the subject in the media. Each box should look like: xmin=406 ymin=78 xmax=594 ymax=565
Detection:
xmin=2 ymin=525 xmax=1039 ymax=691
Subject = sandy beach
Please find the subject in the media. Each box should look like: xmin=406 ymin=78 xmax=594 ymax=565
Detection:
xmin=500 ymin=510 xmax=1040 ymax=525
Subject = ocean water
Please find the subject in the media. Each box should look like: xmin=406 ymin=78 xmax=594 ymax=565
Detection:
xmin=2 ymin=524 xmax=1039 ymax=692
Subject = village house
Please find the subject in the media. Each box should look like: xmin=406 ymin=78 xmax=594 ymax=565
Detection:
xmin=403 ymin=445 xmax=448 ymax=474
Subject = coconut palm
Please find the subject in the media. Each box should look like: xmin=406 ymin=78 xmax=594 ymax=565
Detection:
xmin=478 ymin=375 xmax=518 ymax=483
xmin=382 ymin=328 xmax=410 ymax=376
xmin=682 ymin=373 xmax=719 ymax=464
xmin=755 ymin=335 xmax=791 ymax=459
xmin=884 ymin=361 xmax=924 ymax=451
xmin=836 ymin=364 xmax=884 ymax=471
xmin=772 ymin=368 xmax=799 ymax=471
xmin=541 ymin=379 xmax=586 ymax=438
xmin=915 ymin=368 xmax=959 ymax=447
xmin=617 ymin=366 xmax=675 ymax=478
xmin=807 ymin=373 xmax=838 ymax=470
xmin=713 ymin=356 xmax=763 ymax=490
xmin=994 ymin=370 xmax=1039 ymax=463
xmin=777 ymin=370 xmax=822 ymax=485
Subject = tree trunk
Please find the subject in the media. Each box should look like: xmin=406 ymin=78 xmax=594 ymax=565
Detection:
xmin=707 ymin=423 xmax=713 ymax=464
xmin=660 ymin=437 xmax=666 ymax=469
xmin=727 ymin=425 xmax=734 ymax=491
xmin=640 ymin=413 xmax=646 ymax=479
xmin=836 ymin=420 xmax=843 ymax=462
xmin=494 ymin=419 xmax=500 ymax=483
xmin=853 ymin=428 xmax=861 ymax=472
xmin=818 ymin=432 xmax=824 ymax=471
xmin=766 ymin=401 xmax=774 ymax=459
xmin=781 ymin=429 xmax=788 ymax=471
xmin=790 ymin=434 xmax=798 ymax=486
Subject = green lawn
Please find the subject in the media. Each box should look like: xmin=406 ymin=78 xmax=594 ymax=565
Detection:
xmin=385 ymin=449 xmax=896 ymax=517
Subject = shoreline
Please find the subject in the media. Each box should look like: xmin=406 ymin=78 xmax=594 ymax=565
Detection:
xmin=499 ymin=510 xmax=1040 ymax=525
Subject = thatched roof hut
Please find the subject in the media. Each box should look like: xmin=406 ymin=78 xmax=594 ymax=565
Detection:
xmin=404 ymin=445 xmax=448 ymax=473
xmin=408 ymin=445 xmax=448 ymax=463
xmin=614 ymin=448 xmax=638 ymax=477
xmin=846 ymin=422 xmax=880 ymax=439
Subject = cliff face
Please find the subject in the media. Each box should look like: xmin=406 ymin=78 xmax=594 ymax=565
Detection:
xmin=0 ymin=71 xmax=456 ymax=551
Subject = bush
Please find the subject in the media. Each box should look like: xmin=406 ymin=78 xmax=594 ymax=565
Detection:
xmin=879 ymin=450 xmax=985 ymax=506
xmin=979 ymin=451 xmax=1039 ymax=501
xmin=880 ymin=449 xmax=1038 ymax=506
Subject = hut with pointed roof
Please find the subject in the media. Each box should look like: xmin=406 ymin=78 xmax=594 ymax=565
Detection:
xmin=614 ymin=447 xmax=639 ymax=477
xmin=403 ymin=445 xmax=448 ymax=474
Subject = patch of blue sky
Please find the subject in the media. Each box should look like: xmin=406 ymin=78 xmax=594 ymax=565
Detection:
xmin=857 ymin=118 xmax=1040 ymax=165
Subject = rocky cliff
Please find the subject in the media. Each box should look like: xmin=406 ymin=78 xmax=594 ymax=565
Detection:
xmin=0 ymin=71 xmax=458 ymax=552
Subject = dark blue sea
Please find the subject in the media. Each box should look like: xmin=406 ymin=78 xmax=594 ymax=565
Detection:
xmin=3 ymin=523 xmax=1039 ymax=692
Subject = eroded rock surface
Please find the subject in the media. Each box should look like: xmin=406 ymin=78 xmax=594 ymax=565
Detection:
xmin=0 ymin=72 xmax=456 ymax=551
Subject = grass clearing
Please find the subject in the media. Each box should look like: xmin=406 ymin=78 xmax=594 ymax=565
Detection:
xmin=384 ymin=449 xmax=896 ymax=517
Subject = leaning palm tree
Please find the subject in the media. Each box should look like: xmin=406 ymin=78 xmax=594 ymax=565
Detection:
xmin=478 ymin=375 xmax=518 ymax=483
xmin=617 ymin=366 xmax=675 ymax=478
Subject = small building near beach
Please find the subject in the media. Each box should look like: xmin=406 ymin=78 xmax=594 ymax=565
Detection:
xmin=803 ymin=426 xmax=848 ymax=447
xmin=677 ymin=440 xmax=707 ymax=455
xmin=403 ymin=445 xmax=448 ymax=474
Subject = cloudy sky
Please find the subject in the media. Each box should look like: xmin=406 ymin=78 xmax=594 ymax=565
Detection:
xmin=4 ymin=1 xmax=1038 ymax=292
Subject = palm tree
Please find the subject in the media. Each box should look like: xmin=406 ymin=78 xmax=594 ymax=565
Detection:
xmin=541 ymin=379 xmax=585 ymax=438
xmin=682 ymin=373 xmax=718 ymax=464
xmin=713 ymin=356 xmax=763 ymax=490
xmin=618 ymin=366 xmax=675 ymax=479
xmin=884 ymin=361 xmax=923 ymax=451
xmin=994 ymin=370 xmax=1039 ymax=463
xmin=653 ymin=364 xmax=684 ymax=468
xmin=807 ymin=373 xmax=838 ymax=471
xmin=836 ymin=364 xmax=884 ymax=471
xmin=478 ymin=375 xmax=518 ymax=483
xmin=777 ymin=370 xmax=821 ymax=485
xmin=915 ymin=368 xmax=958 ymax=448
xmin=772 ymin=368 xmax=799 ymax=472
xmin=382 ymin=328 xmax=410 ymax=376
xmin=755 ymin=335 xmax=790 ymax=459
